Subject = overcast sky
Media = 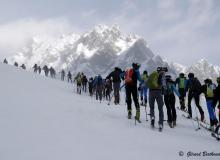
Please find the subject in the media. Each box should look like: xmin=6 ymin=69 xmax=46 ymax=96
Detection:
xmin=0 ymin=0 xmax=219 ymax=66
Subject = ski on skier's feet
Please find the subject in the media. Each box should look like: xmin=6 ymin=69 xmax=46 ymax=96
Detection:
xmin=177 ymin=107 xmax=188 ymax=113
xmin=168 ymin=123 xmax=173 ymax=128
xmin=127 ymin=115 xmax=132 ymax=119
xmin=134 ymin=116 xmax=141 ymax=125
xmin=211 ymin=132 xmax=220 ymax=141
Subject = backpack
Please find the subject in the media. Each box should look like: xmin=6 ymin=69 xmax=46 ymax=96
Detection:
xmin=76 ymin=75 xmax=82 ymax=84
xmin=191 ymin=78 xmax=202 ymax=94
xmin=125 ymin=68 xmax=134 ymax=85
xmin=164 ymin=82 xmax=173 ymax=95
xmin=97 ymin=76 xmax=103 ymax=86
xmin=142 ymin=74 xmax=148 ymax=86
xmin=206 ymin=84 xmax=215 ymax=98
xmin=179 ymin=77 xmax=185 ymax=89
xmin=147 ymin=71 xmax=160 ymax=89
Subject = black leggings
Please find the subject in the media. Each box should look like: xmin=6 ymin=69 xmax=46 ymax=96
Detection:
xmin=188 ymin=92 xmax=204 ymax=117
xmin=125 ymin=85 xmax=140 ymax=113
xmin=164 ymin=94 xmax=176 ymax=122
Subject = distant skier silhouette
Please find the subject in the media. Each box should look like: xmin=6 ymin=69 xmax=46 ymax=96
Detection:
xmin=3 ymin=58 xmax=8 ymax=64
xmin=33 ymin=64 xmax=38 ymax=73
xmin=20 ymin=64 xmax=26 ymax=70
xmin=43 ymin=65 xmax=49 ymax=77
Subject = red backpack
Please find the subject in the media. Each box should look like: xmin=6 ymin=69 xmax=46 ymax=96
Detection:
xmin=125 ymin=68 xmax=134 ymax=84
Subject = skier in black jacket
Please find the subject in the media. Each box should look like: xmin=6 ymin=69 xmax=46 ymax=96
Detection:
xmin=3 ymin=58 xmax=8 ymax=64
xmin=186 ymin=73 xmax=204 ymax=122
xmin=88 ymin=77 xmax=94 ymax=97
xmin=107 ymin=67 xmax=123 ymax=105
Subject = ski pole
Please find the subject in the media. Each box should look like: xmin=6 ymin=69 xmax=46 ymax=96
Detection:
xmin=145 ymin=105 xmax=148 ymax=121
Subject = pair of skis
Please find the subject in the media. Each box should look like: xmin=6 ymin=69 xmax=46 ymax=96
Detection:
xmin=179 ymin=108 xmax=220 ymax=141
xmin=131 ymin=116 xmax=163 ymax=132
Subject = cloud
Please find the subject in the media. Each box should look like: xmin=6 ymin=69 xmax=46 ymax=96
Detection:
xmin=0 ymin=0 xmax=219 ymax=66
xmin=0 ymin=17 xmax=79 ymax=58
xmin=106 ymin=0 xmax=220 ymax=66
xmin=82 ymin=9 xmax=96 ymax=18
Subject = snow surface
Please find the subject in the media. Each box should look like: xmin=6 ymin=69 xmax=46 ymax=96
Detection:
xmin=0 ymin=63 xmax=219 ymax=160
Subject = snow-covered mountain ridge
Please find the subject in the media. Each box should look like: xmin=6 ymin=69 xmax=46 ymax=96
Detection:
xmin=11 ymin=24 xmax=172 ymax=76
xmin=11 ymin=24 xmax=220 ymax=81
xmin=172 ymin=59 xmax=220 ymax=82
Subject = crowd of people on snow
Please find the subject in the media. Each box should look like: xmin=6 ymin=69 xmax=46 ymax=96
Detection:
xmin=70 ymin=63 xmax=220 ymax=133
xmin=2 ymin=58 xmax=220 ymax=134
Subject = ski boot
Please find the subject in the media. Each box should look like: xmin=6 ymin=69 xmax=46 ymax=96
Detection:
xmin=151 ymin=117 xmax=155 ymax=128
xmin=168 ymin=122 xmax=173 ymax=128
xmin=135 ymin=116 xmax=141 ymax=123
xmin=159 ymin=123 xmax=163 ymax=132
xmin=128 ymin=111 xmax=132 ymax=119
xmin=173 ymin=121 xmax=176 ymax=127
xmin=187 ymin=114 xmax=192 ymax=119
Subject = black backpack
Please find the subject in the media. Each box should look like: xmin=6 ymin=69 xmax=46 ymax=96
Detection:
xmin=191 ymin=78 xmax=202 ymax=94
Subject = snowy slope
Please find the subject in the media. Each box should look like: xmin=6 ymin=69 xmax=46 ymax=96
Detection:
xmin=0 ymin=63 xmax=219 ymax=160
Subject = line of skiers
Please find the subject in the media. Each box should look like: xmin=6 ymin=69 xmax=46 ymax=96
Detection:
xmin=72 ymin=63 xmax=220 ymax=132
xmin=124 ymin=63 xmax=220 ymax=132
xmin=33 ymin=64 xmax=74 ymax=82
xmin=73 ymin=72 xmax=113 ymax=102
xmin=2 ymin=58 xmax=220 ymax=133
xmin=3 ymin=58 xmax=26 ymax=70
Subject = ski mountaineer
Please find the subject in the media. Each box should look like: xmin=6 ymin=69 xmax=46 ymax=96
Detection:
xmin=42 ymin=65 xmax=49 ymax=77
xmin=106 ymin=67 xmax=123 ymax=105
xmin=82 ymin=75 xmax=88 ymax=92
xmin=175 ymin=73 xmax=187 ymax=111
xmin=88 ymin=77 xmax=94 ymax=97
xmin=213 ymin=77 xmax=220 ymax=123
xmin=124 ymin=63 xmax=143 ymax=122
xmin=38 ymin=66 xmax=41 ymax=74
xmin=49 ymin=67 xmax=56 ymax=78
xmin=20 ymin=64 xmax=26 ymax=70
xmin=201 ymin=79 xmax=218 ymax=130
xmin=186 ymin=73 xmax=205 ymax=122
xmin=140 ymin=70 xmax=148 ymax=106
xmin=74 ymin=73 xmax=82 ymax=94
xmin=67 ymin=71 xmax=72 ymax=83
xmin=3 ymin=58 xmax=8 ymax=64
xmin=93 ymin=74 xmax=103 ymax=102
xmin=33 ymin=64 xmax=38 ymax=73
xmin=61 ymin=69 xmax=65 ymax=81
xmin=14 ymin=62 xmax=18 ymax=67
xmin=164 ymin=75 xmax=180 ymax=128
xmin=147 ymin=67 xmax=167 ymax=131
xmin=105 ymin=78 xmax=113 ymax=101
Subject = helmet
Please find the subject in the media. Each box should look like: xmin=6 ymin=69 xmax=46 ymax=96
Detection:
xmin=143 ymin=70 xmax=148 ymax=75
xmin=179 ymin=73 xmax=185 ymax=77
xmin=132 ymin=63 xmax=141 ymax=70
xmin=188 ymin=73 xmax=194 ymax=79
xmin=204 ymin=78 xmax=212 ymax=84
xmin=204 ymin=79 xmax=210 ymax=84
